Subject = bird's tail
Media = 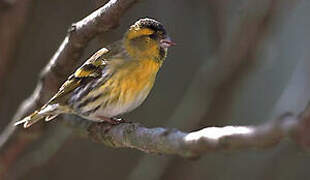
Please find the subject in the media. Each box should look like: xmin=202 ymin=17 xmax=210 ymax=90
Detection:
xmin=14 ymin=104 xmax=61 ymax=128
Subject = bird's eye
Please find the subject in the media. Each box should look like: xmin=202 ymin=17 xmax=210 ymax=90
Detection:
xmin=149 ymin=33 xmax=157 ymax=39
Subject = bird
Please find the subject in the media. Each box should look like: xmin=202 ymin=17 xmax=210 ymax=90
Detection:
xmin=14 ymin=18 xmax=175 ymax=128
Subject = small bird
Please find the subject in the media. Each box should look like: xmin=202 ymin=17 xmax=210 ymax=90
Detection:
xmin=14 ymin=18 xmax=175 ymax=128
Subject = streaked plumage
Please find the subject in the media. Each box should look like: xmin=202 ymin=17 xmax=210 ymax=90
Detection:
xmin=15 ymin=18 xmax=174 ymax=128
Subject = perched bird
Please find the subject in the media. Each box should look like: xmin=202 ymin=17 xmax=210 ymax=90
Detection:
xmin=14 ymin=18 xmax=175 ymax=128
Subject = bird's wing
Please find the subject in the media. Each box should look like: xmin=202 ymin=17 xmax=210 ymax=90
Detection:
xmin=47 ymin=48 xmax=110 ymax=105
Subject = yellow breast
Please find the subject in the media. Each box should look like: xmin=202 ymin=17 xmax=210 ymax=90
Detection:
xmin=112 ymin=58 xmax=160 ymax=104
xmin=82 ymin=58 xmax=161 ymax=118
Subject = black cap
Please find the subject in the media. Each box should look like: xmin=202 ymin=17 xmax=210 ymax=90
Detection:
xmin=135 ymin=18 xmax=167 ymax=36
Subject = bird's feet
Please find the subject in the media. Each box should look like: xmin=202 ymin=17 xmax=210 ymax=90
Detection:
xmin=111 ymin=117 xmax=127 ymax=123
xmin=96 ymin=116 xmax=127 ymax=125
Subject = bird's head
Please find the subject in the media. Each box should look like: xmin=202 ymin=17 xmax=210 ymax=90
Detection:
xmin=124 ymin=18 xmax=175 ymax=63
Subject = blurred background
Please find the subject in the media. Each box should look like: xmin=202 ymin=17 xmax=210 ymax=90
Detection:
xmin=1 ymin=0 xmax=310 ymax=179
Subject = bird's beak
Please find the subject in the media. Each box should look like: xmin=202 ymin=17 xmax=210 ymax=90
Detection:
xmin=160 ymin=36 xmax=176 ymax=48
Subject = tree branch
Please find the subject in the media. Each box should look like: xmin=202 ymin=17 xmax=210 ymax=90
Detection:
xmin=0 ymin=0 xmax=139 ymax=178
xmin=65 ymin=104 xmax=310 ymax=159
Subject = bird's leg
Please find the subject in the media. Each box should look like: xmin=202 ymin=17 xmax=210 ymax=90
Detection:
xmin=111 ymin=117 xmax=127 ymax=123
xmin=96 ymin=115 xmax=125 ymax=125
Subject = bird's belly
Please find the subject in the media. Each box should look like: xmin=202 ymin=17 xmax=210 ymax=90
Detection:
xmin=91 ymin=85 xmax=152 ymax=119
